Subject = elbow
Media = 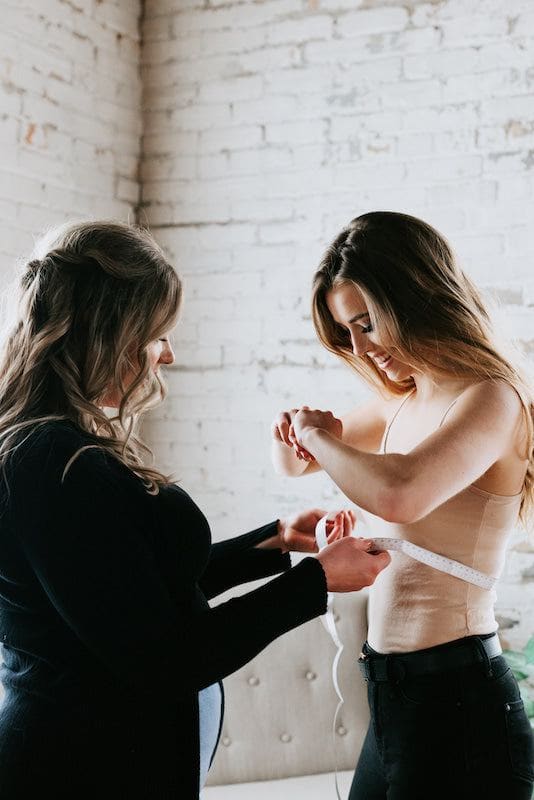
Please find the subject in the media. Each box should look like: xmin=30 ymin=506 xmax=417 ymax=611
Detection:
xmin=273 ymin=462 xmax=297 ymax=478
xmin=376 ymin=468 xmax=425 ymax=525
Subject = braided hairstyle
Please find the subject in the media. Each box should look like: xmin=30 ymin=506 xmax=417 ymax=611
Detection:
xmin=0 ymin=220 xmax=182 ymax=494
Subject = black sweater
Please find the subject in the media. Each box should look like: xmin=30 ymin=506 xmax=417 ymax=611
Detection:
xmin=0 ymin=421 xmax=327 ymax=799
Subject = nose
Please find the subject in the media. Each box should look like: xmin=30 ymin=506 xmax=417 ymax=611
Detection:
xmin=349 ymin=329 xmax=369 ymax=357
xmin=160 ymin=342 xmax=175 ymax=366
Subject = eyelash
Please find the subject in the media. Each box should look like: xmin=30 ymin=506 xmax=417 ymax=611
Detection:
xmin=361 ymin=324 xmax=373 ymax=334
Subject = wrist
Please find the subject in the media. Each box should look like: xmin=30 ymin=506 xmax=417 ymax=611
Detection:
xmin=277 ymin=518 xmax=287 ymax=551
xmin=256 ymin=519 xmax=285 ymax=550
xmin=300 ymin=426 xmax=323 ymax=451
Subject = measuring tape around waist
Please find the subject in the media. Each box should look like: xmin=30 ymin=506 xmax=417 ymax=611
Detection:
xmin=368 ymin=536 xmax=497 ymax=591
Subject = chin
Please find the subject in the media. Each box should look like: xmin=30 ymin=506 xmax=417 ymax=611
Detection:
xmin=385 ymin=363 xmax=411 ymax=381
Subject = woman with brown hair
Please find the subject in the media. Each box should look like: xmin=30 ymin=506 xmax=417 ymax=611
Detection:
xmin=0 ymin=220 xmax=391 ymax=799
xmin=272 ymin=211 xmax=534 ymax=799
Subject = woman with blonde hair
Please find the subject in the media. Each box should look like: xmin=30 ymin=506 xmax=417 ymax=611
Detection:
xmin=272 ymin=211 xmax=534 ymax=799
xmin=0 ymin=220 xmax=391 ymax=799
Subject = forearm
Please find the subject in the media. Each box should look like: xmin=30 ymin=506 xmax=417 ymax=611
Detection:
xmin=200 ymin=547 xmax=291 ymax=599
xmin=271 ymin=438 xmax=309 ymax=477
xmin=302 ymin=428 xmax=409 ymax=520
xmin=200 ymin=521 xmax=291 ymax=598
xmin=193 ymin=558 xmax=327 ymax=689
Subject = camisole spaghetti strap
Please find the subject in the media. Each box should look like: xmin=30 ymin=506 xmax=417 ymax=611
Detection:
xmin=382 ymin=389 xmax=464 ymax=455
xmin=381 ymin=389 xmax=415 ymax=455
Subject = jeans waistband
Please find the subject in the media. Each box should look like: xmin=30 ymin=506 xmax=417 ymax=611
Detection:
xmin=358 ymin=633 xmax=502 ymax=682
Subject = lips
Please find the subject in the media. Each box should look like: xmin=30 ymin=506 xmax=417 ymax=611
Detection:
xmin=373 ymin=355 xmax=392 ymax=369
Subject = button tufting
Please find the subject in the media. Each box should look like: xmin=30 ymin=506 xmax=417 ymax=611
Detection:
xmin=280 ymin=733 xmax=292 ymax=743
xmin=247 ymin=676 xmax=259 ymax=686
xmin=305 ymin=670 xmax=316 ymax=681
xmin=337 ymin=726 xmax=347 ymax=736
xmin=221 ymin=737 xmax=231 ymax=747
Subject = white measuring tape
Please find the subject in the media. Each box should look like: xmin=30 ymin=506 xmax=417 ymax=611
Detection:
xmin=367 ymin=537 xmax=497 ymax=591
xmin=314 ymin=510 xmax=498 ymax=799
xmin=315 ymin=512 xmax=346 ymax=800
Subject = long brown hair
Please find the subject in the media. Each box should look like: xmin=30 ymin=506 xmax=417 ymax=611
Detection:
xmin=0 ymin=220 xmax=182 ymax=495
xmin=312 ymin=211 xmax=534 ymax=525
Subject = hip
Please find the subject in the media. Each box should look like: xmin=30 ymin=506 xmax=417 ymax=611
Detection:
xmin=359 ymin=638 xmax=534 ymax=785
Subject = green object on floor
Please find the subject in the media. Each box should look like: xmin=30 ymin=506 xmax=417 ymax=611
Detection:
xmin=503 ymin=635 xmax=534 ymax=725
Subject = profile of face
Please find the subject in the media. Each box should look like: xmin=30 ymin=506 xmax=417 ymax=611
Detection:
xmin=102 ymin=331 xmax=176 ymax=409
xmin=326 ymin=283 xmax=414 ymax=383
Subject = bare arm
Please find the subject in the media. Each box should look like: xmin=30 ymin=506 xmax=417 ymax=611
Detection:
xmin=271 ymin=397 xmax=389 ymax=477
xmin=296 ymin=381 xmax=524 ymax=523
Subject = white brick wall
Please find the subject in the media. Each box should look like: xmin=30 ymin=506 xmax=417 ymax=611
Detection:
xmin=0 ymin=0 xmax=532 ymax=651
xmin=141 ymin=0 xmax=534 ymax=650
xmin=0 ymin=0 xmax=142 ymax=277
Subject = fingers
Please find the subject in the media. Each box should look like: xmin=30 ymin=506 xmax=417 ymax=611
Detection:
xmin=295 ymin=448 xmax=315 ymax=461
xmin=271 ymin=416 xmax=289 ymax=445
xmin=279 ymin=413 xmax=293 ymax=446
xmin=351 ymin=537 xmax=375 ymax=550
xmin=335 ymin=512 xmax=348 ymax=539
xmin=324 ymin=509 xmax=355 ymax=539
xmin=342 ymin=510 xmax=354 ymax=537
xmin=272 ymin=407 xmax=319 ymax=460
xmin=371 ymin=550 xmax=392 ymax=571
xmin=272 ymin=410 xmax=299 ymax=446
xmin=326 ymin=511 xmax=348 ymax=543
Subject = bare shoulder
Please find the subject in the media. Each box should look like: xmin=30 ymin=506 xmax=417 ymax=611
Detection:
xmin=455 ymin=379 xmax=524 ymax=422
xmin=449 ymin=379 xmax=529 ymax=460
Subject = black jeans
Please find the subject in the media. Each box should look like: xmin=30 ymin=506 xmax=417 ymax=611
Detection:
xmin=349 ymin=639 xmax=534 ymax=800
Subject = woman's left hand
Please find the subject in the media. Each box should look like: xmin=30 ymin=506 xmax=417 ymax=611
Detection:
xmin=290 ymin=408 xmax=343 ymax=456
xmin=258 ymin=508 xmax=356 ymax=553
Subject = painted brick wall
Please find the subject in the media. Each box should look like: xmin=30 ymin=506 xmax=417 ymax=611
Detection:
xmin=0 ymin=0 xmax=143 ymax=278
xmin=141 ymin=0 xmax=534 ymax=650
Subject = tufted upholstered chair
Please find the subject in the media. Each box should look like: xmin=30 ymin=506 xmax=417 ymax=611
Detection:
xmin=204 ymin=589 xmax=370 ymax=799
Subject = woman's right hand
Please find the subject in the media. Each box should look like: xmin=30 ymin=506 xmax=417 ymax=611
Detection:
xmin=316 ymin=537 xmax=391 ymax=592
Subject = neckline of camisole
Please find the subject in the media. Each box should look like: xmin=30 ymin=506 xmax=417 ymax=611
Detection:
xmin=380 ymin=388 xmax=524 ymax=502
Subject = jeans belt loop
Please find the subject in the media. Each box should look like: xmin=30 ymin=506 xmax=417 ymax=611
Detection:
xmin=475 ymin=636 xmax=494 ymax=677
xmin=358 ymin=652 xmax=369 ymax=682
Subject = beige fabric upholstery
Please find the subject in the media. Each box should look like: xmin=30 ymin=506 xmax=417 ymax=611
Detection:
xmin=206 ymin=590 xmax=369 ymax=787
xmin=203 ymin=769 xmax=354 ymax=799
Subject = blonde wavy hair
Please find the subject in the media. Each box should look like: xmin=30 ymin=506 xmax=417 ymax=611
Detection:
xmin=312 ymin=211 xmax=534 ymax=526
xmin=0 ymin=220 xmax=182 ymax=495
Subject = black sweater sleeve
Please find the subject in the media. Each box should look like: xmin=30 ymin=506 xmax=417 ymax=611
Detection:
xmin=199 ymin=522 xmax=291 ymax=600
xmin=10 ymin=428 xmax=327 ymax=699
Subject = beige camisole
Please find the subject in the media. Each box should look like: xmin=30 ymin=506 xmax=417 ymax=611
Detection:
xmin=364 ymin=390 xmax=523 ymax=653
